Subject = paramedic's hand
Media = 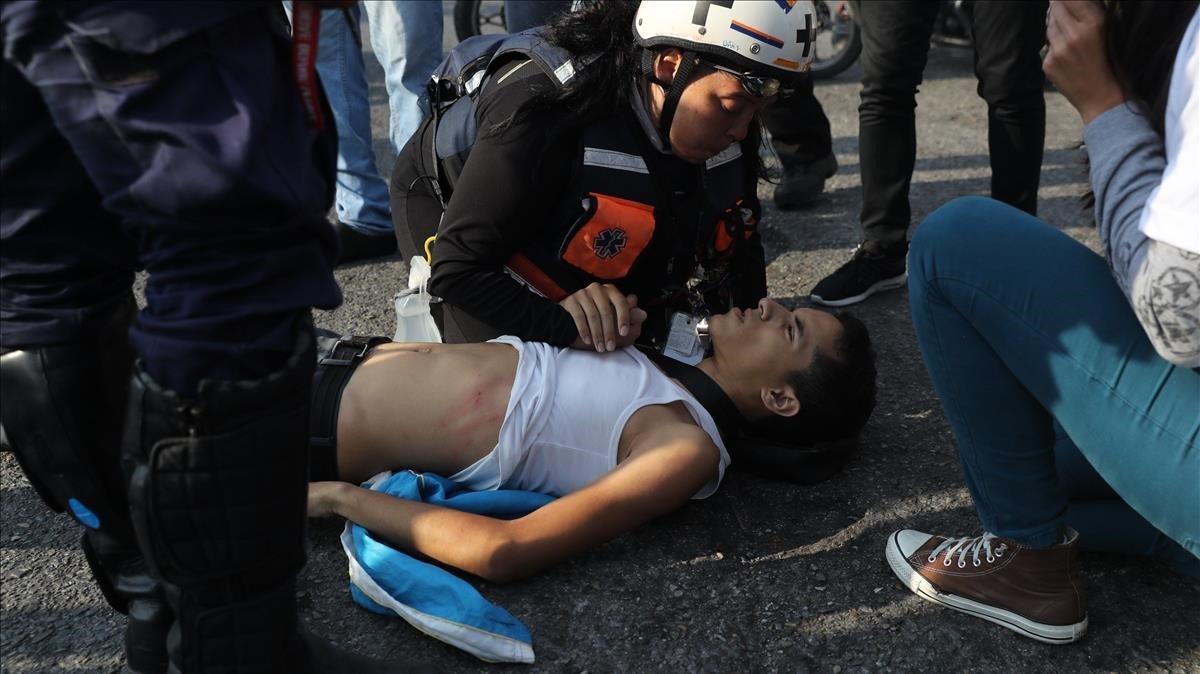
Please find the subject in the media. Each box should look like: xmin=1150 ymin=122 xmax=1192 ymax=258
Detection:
xmin=1044 ymin=0 xmax=1125 ymax=124
xmin=561 ymin=283 xmax=647 ymax=352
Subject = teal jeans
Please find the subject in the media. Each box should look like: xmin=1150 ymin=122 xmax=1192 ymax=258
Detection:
xmin=909 ymin=197 xmax=1198 ymax=574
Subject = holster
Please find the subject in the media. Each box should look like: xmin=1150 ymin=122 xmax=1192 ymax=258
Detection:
xmin=122 ymin=319 xmax=317 ymax=673
xmin=0 ymin=296 xmax=172 ymax=673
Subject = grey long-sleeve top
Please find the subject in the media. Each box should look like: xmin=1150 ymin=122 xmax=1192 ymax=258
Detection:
xmin=1084 ymin=104 xmax=1200 ymax=369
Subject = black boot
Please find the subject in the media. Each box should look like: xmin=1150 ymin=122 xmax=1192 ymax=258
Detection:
xmin=82 ymin=529 xmax=174 ymax=672
xmin=773 ymin=152 xmax=838 ymax=210
xmin=122 ymin=321 xmax=411 ymax=673
xmin=0 ymin=297 xmax=172 ymax=673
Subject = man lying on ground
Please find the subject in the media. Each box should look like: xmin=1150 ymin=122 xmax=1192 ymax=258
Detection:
xmin=306 ymin=298 xmax=876 ymax=582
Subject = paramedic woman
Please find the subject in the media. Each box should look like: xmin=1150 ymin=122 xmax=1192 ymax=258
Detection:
xmin=392 ymin=0 xmax=818 ymax=352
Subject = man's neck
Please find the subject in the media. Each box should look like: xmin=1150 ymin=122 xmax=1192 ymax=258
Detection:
xmin=696 ymin=357 xmax=762 ymax=422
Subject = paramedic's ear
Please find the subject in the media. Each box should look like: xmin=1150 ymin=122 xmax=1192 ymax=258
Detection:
xmin=761 ymin=385 xmax=800 ymax=418
xmin=654 ymin=48 xmax=684 ymax=86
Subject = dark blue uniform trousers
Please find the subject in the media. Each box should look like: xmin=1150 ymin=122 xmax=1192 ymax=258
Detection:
xmin=1 ymin=1 xmax=342 ymax=396
xmin=1 ymin=4 xmax=347 ymax=669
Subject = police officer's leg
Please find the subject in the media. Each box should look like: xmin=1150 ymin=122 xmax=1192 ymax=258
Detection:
xmin=1 ymin=5 xmax=403 ymax=672
xmin=970 ymin=0 xmax=1047 ymax=216
xmin=0 ymin=54 xmax=171 ymax=673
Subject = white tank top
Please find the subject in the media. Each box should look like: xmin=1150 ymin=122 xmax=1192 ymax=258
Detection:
xmin=460 ymin=337 xmax=731 ymax=499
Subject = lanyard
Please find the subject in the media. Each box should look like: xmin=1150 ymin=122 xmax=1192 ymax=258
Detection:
xmin=290 ymin=1 xmax=325 ymax=130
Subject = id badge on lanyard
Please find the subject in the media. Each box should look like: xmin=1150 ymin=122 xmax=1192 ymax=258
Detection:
xmin=662 ymin=312 xmax=705 ymax=365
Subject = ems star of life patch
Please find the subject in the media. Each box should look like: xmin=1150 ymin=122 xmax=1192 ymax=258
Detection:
xmin=592 ymin=228 xmax=629 ymax=259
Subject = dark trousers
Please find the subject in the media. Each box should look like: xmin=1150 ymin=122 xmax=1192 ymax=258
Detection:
xmin=854 ymin=0 xmax=1047 ymax=251
xmin=760 ymin=74 xmax=833 ymax=164
xmin=0 ymin=3 xmax=342 ymax=396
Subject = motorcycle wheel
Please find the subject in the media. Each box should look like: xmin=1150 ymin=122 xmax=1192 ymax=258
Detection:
xmin=453 ymin=0 xmax=506 ymax=42
xmin=810 ymin=0 xmax=862 ymax=80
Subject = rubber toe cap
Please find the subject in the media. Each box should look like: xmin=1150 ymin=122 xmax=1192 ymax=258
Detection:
xmin=891 ymin=529 xmax=934 ymax=557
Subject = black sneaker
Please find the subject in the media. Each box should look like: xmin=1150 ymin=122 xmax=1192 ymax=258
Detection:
xmin=810 ymin=243 xmax=907 ymax=307
xmin=774 ymin=153 xmax=838 ymax=210
xmin=336 ymin=220 xmax=397 ymax=265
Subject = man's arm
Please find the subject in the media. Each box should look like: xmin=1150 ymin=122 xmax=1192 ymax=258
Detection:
xmin=312 ymin=422 xmax=720 ymax=583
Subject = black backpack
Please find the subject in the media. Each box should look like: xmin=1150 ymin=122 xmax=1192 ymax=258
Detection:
xmin=425 ymin=29 xmax=578 ymax=204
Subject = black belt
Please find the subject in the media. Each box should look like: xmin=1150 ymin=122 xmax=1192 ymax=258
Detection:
xmin=308 ymin=334 xmax=389 ymax=481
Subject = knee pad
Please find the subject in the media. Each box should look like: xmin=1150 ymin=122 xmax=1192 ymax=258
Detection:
xmin=123 ymin=320 xmax=317 ymax=592
xmin=0 ymin=297 xmax=135 ymax=537
xmin=0 ymin=298 xmax=172 ymax=669
xmin=122 ymin=318 xmax=332 ymax=672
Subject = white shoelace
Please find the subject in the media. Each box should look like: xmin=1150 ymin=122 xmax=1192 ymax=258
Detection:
xmin=927 ymin=532 xmax=1008 ymax=569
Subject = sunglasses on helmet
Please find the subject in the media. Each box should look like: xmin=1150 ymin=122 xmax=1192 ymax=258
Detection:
xmin=699 ymin=59 xmax=794 ymax=99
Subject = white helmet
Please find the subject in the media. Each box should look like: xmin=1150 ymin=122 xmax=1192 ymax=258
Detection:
xmin=634 ymin=0 xmax=817 ymax=87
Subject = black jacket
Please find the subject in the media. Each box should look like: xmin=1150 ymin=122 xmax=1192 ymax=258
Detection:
xmin=399 ymin=58 xmax=767 ymax=347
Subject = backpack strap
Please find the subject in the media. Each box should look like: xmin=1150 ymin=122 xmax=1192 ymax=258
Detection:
xmin=637 ymin=346 xmax=745 ymax=440
xmin=638 ymin=346 xmax=856 ymax=485
xmin=427 ymin=29 xmax=579 ymax=208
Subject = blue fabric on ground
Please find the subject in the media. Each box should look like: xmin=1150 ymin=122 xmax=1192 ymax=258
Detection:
xmin=340 ymin=471 xmax=555 ymax=663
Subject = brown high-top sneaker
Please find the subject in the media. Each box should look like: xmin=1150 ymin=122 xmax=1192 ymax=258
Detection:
xmin=885 ymin=528 xmax=1087 ymax=644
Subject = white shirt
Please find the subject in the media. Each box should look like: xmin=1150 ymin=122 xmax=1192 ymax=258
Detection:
xmin=467 ymin=337 xmax=732 ymax=499
xmin=1138 ymin=10 xmax=1200 ymax=254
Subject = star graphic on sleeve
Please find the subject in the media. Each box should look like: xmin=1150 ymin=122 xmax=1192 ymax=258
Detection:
xmin=1160 ymin=269 xmax=1198 ymax=308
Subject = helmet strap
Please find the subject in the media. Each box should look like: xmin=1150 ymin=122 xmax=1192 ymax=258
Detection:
xmin=642 ymin=48 xmax=698 ymax=151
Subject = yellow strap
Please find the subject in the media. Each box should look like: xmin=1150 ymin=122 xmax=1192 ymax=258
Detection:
xmin=423 ymin=235 xmax=437 ymax=264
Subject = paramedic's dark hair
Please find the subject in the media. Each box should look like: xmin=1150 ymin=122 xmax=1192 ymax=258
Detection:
xmin=749 ymin=312 xmax=877 ymax=444
xmin=535 ymin=0 xmax=641 ymax=126
xmin=513 ymin=0 xmax=768 ymax=179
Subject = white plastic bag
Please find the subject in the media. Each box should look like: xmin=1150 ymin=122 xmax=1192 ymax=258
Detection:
xmin=393 ymin=256 xmax=442 ymax=343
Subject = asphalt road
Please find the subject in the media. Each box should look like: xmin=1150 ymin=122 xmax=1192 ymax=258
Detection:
xmin=3 ymin=12 xmax=1198 ymax=674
